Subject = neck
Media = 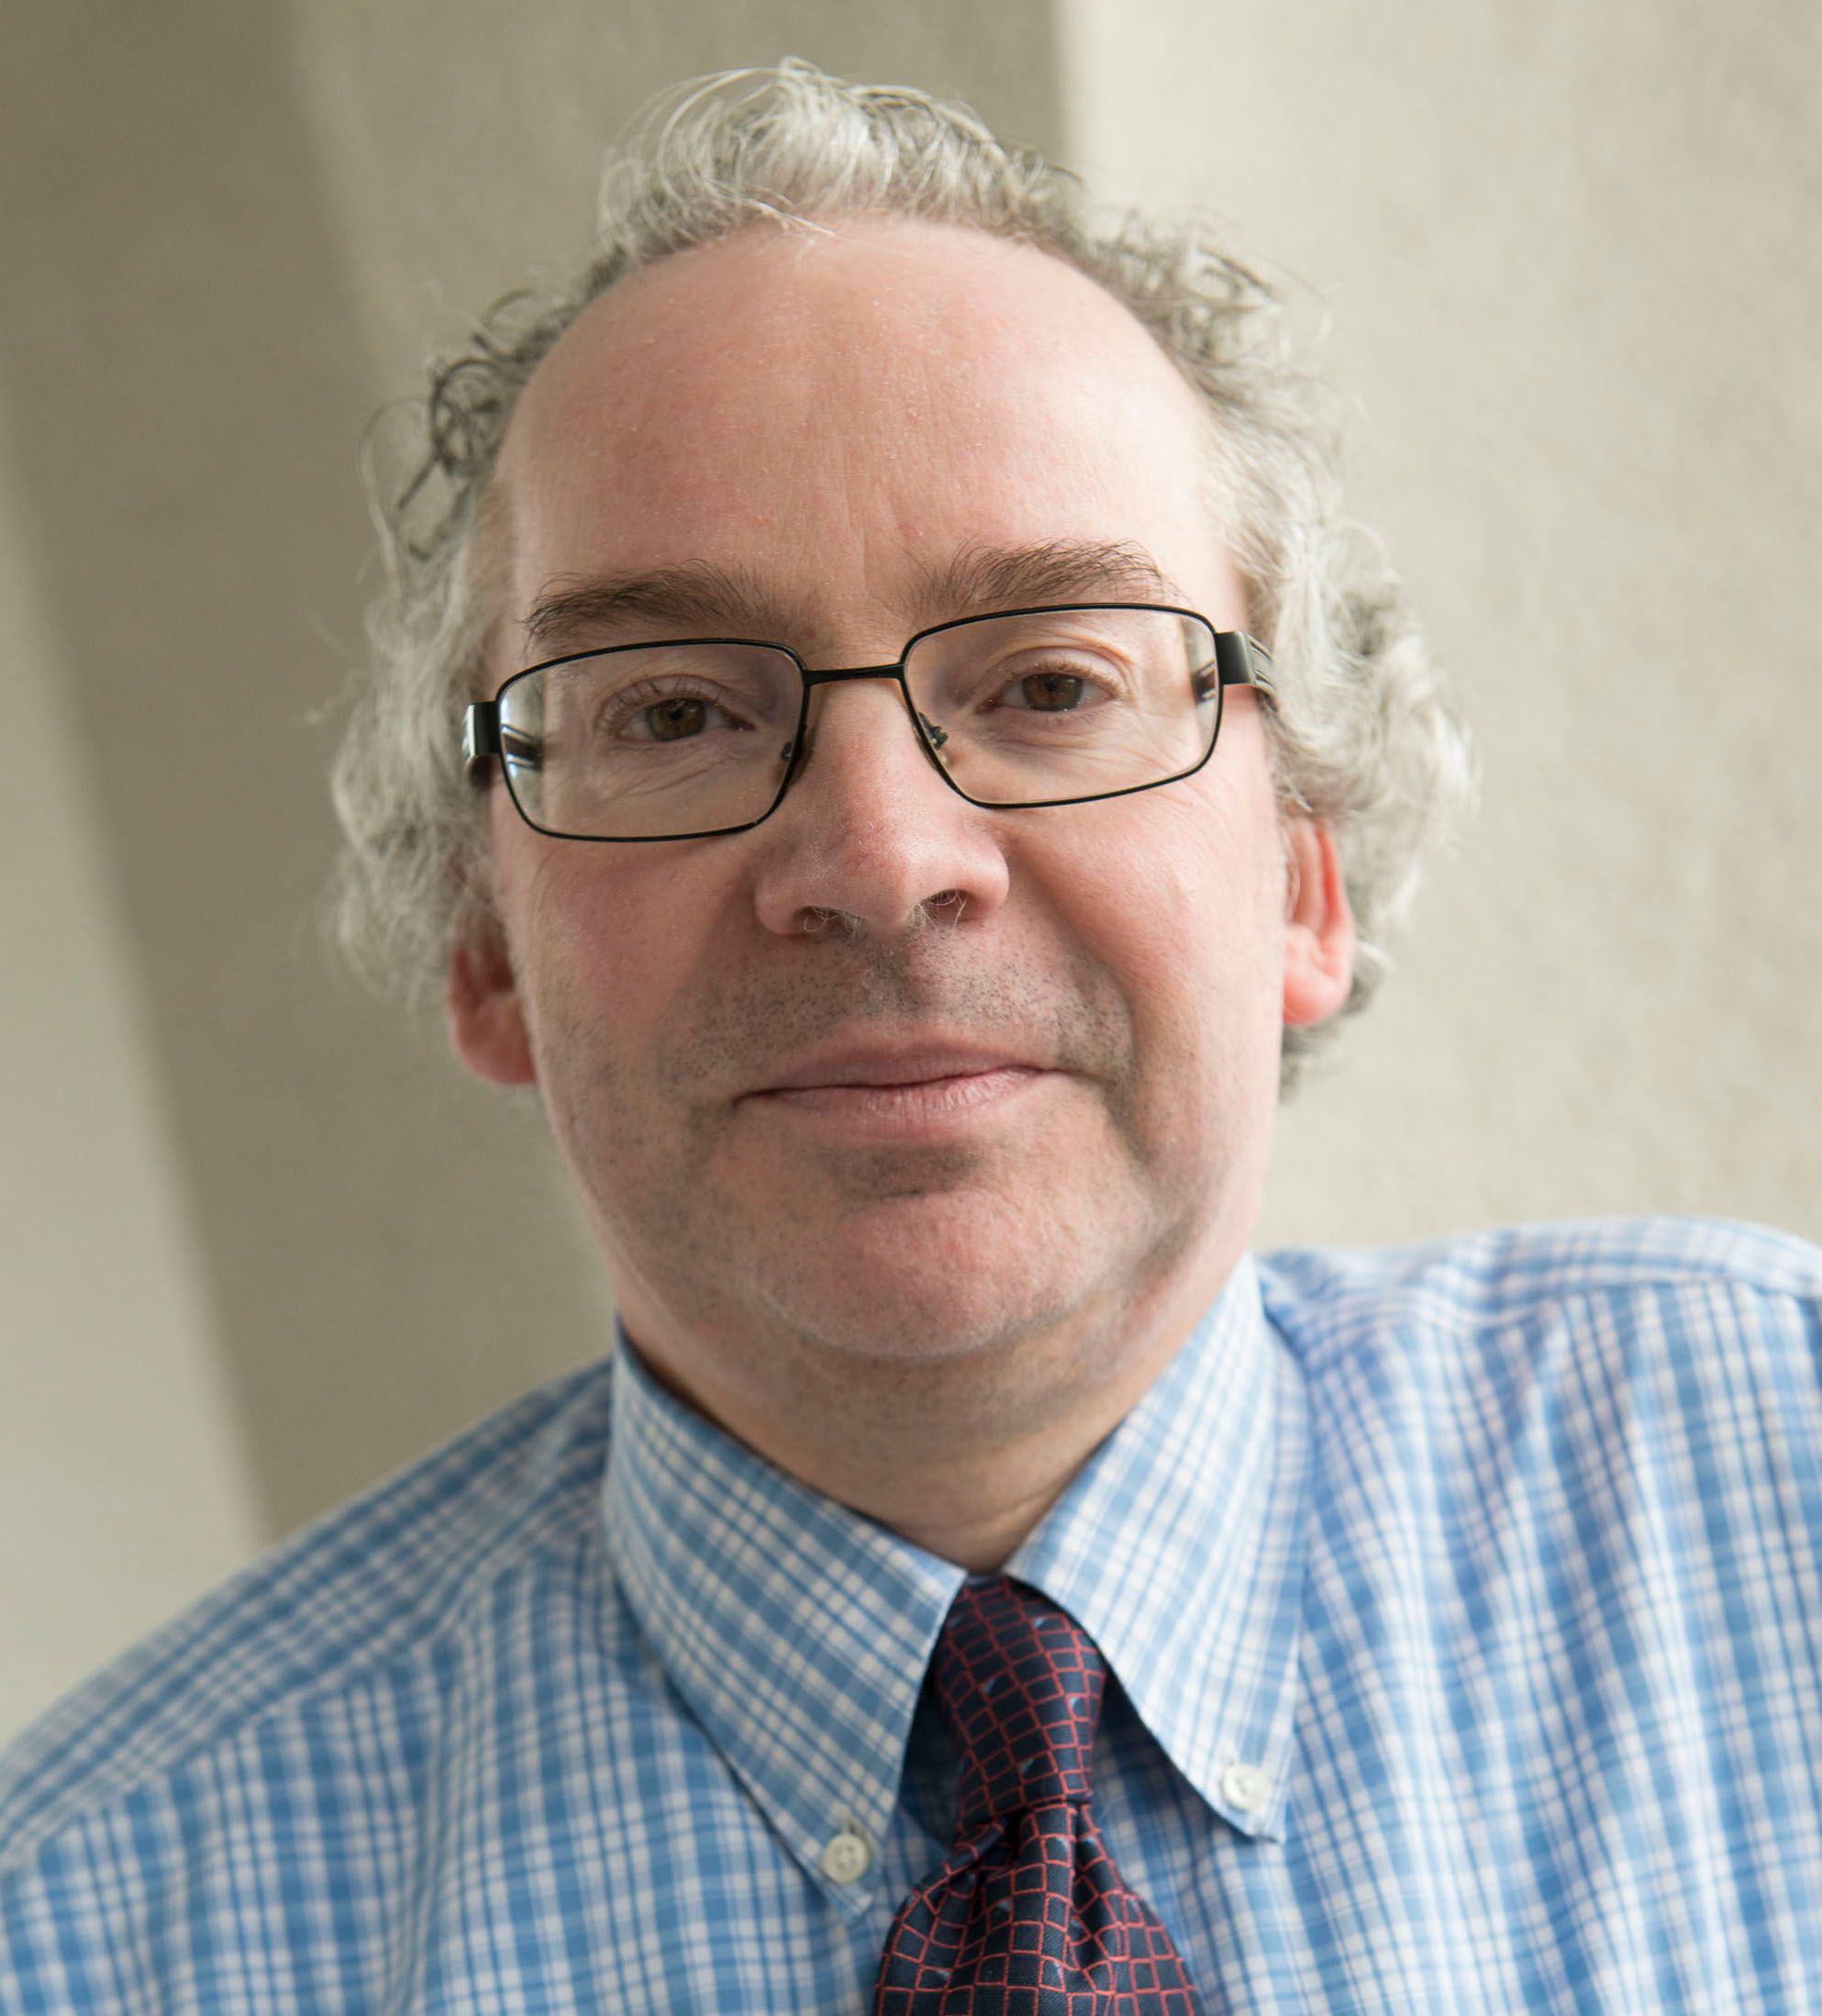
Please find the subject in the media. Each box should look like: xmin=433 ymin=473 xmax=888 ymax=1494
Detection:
xmin=618 ymin=1235 xmax=1245 ymax=1572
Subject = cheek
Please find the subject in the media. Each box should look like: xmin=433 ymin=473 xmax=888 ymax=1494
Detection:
xmin=491 ymin=821 xmax=629 ymax=1061
xmin=1064 ymin=784 xmax=1285 ymax=1008
xmin=498 ymin=830 xmax=739 ymax=1074
xmin=1047 ymin=780 xmax=1287 ymax=1152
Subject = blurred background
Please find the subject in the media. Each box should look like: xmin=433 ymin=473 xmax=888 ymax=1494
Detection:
xmin=2 ymin=0 xmax=1816 ymax=1743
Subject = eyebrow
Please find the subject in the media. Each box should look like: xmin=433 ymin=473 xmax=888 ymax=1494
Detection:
xmin=520 ymin=561 xmax=797 ymax=657
xmin=517 ymin=538 xmax=1188 ymax=660
xmin=917 ymin=539 xmax=1186 ymax=619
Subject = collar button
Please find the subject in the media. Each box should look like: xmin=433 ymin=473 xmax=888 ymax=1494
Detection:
xmin=820 ymin=1827 xmax=872 ymax=1885
xmin=1221 ymin=1762 xmax=1272 ymax=1814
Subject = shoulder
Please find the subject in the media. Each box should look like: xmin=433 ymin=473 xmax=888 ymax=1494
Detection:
xmin=1260 ymin=1214 xmax=1822 ymax=1385
xmin=1261 ymin=1216 xmax=1822 ymax=1568
xmin=1264 ymin=1221 xmax=1822 ymax=1997
xmin=0 ymin=1354 xmax=617 ymax=1877
xmin=1260 ymin=1211 xmax=1822 ymax=1327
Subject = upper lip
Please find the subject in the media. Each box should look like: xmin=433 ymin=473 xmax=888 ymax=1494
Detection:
xmin=750 ymin=1041 xmax=1046 ymax=1093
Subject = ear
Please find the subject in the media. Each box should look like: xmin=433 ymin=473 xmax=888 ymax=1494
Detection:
xmin=447 ymin=915 xmax=537 ymax=1086
xmin=1282 ymin=819 xmax=1356 ymax=1030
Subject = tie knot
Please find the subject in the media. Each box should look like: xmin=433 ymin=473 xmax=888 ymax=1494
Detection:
xmin=930 ymin=1576 xmax=1106 ymax=1831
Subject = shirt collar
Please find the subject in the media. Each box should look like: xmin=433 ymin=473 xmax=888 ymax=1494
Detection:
xmin=601 ymin=1255 xmax=1307 ymax=1917
xmin=1005 ymin=1253 xmax=1310 ymax=1844
xmin=602 ymin=1335 xmax=964 ymax=1918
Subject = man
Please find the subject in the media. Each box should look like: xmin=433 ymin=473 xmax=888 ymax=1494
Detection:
xmin=3 ymin=63 xmax=1818 ymax=2014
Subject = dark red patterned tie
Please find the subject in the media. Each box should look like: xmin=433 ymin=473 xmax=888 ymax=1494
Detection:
xmin=875 ymin=1576 xmax=1206 ymax=2013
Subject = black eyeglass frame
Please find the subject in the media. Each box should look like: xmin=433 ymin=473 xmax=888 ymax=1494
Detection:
xmin=462 ymin=601 xmax=1276 ymax=843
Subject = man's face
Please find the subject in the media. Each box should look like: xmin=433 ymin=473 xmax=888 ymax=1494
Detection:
xmin=453 ymin=218 xmax=1349 ymax=1409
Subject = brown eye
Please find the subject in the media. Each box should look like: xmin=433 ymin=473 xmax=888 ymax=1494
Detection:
xmin=1019 ymin=672 xmax=1087 ymax=712
xmin=643 ymin=698 xmax=708 ymax=741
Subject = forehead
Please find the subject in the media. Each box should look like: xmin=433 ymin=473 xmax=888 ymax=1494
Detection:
xmin=492 ymin=217 xmax=1236 ymax=652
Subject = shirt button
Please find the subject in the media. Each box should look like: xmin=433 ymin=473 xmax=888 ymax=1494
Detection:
xmin=820 ymin=1828 xmax=872 ymax=1885
xmin=1221 ymin=1762 xmax=1272 ymax=1814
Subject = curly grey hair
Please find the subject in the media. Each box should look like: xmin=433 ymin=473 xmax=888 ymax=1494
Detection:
xmin=328 ymin=61 xmax=1473 ymax=1088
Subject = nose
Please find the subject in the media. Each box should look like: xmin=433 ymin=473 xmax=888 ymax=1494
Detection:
xmin=749 ymin=674 xmax=1011 ymax=939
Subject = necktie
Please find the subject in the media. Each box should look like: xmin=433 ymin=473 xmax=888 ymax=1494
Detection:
xmin=875 ymin=1575 xmax=1206 ymax=2013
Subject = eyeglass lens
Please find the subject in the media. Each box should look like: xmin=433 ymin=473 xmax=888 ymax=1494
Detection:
xmin=497 ymin=607 xmax=1221 ymax=839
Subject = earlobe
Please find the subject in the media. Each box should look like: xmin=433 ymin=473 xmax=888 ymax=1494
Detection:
xmin=1282 ymin=820 xmax=1356 ymax=1030
xmin=447 ymin=920 xmax=537 ymax=1086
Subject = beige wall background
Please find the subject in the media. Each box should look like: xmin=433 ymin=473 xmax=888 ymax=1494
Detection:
xmin=2 ymin=0 xmax=1815 ymax=1744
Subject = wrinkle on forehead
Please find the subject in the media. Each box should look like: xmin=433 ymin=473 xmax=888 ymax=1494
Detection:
xmin=486 ymin=215 xmax=1239 ymax=674
xmin=515 ymin=538 xmax=1192 ymax=663
xmin=497 ymin=213 xmax=1213 ymax=496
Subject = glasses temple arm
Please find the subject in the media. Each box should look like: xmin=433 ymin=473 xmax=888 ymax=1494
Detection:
xmin=462 ymin=702 xmax=501 ymax=780
xmin=1215 ymin=632 xmax=1276 ymax=701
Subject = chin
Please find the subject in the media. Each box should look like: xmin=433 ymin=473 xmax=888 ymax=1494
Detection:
xmin=739 ymin=1190 xmax=1122 ymax=1366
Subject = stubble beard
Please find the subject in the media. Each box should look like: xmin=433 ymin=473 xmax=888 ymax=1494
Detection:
xmin=539 ymin=927 xmax=1234 ymax=1451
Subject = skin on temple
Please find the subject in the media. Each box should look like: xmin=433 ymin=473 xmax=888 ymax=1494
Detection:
xmin=447 ymin=217 xmax=1355 ymax=1571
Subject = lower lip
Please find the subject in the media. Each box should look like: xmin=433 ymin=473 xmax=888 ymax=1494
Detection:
xmin=745 ymin=1066 xmax=1048 ymax=1141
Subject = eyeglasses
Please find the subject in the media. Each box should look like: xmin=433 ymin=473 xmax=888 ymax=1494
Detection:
xmin=462 ymin=602 xmax=1274 ymax=842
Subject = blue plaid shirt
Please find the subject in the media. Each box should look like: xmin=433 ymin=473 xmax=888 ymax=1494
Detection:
xmin=4 ymin=1218 xmax=1820 ymax=2010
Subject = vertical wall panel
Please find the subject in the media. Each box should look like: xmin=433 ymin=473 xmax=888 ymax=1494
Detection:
xmin=1060 ymin=0 xmax=1822 ymax=1245
xmin=0 ymin=395 xmax=261 ymax=1741
xmin=0 ymin=3 xmax=1062 ymax=1741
